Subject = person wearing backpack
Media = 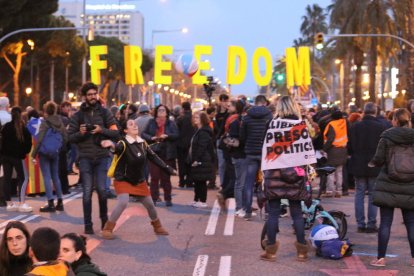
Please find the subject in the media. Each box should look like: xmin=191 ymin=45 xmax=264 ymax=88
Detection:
xmin=369 ymin=108 xmax=414 ymax=267
xmin=32 ymin=101 xmax=67 ymax=212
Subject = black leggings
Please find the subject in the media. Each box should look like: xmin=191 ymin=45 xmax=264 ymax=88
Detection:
xmin=194 ymin=180 xmax=207 ymax=203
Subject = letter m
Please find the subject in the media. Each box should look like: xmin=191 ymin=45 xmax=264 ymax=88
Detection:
xmin=285 ymin=47 xmax=311 ymax=89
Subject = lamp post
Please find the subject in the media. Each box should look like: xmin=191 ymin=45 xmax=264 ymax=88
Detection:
xmin=151 ymin=28 xmax=188 ymax=50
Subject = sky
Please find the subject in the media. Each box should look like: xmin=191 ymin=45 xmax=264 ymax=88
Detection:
xmin=63 ymin=0 xmax=332 ymax=97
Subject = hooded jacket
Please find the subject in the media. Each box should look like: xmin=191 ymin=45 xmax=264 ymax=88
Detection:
xmin=32 ymin=114 xmax=68 ymax=158
xmin=72 ymin=259 xmax=107 ymax=276
xmin=189 ymin=126 xmax=215 ymax=181
xmin=68 ymin=102 xmax=120 ymax=159
xmin=240 ymin=105 xmax=272 ymax=155
xmin=370 ymin=127 xmax=414 ymax=209
xmin=1 ymin=121 xmax=32 ymax=159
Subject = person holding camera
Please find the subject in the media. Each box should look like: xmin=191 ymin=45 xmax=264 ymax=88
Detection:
xmin=68 ymin=82 xmax=120 ymax=235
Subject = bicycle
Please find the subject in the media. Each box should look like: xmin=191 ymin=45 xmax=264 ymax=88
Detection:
xmin=260 ymin=166 xmax=348 ymax=250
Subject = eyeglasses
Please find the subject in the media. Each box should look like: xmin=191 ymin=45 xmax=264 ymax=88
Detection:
xmin=86 ymin=92 xmax=97 ymax=97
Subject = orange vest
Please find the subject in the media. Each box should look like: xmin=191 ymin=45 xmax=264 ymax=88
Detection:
xmin=324 ymin=118 xmax=348 ymax=147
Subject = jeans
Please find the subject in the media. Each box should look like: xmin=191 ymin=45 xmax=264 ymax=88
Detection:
xmin=232 ymin=157 xmax=246 ymax=210
xmin=149 ymin=158 xmax=175 ymax=202
xmin=378 ymin=207 xmax=414 ymax=258
xmin=266 ymin=199 xmax=305 ymax=245
xmin=216 ymin=140 xmax=225 ymax=186
xmin=39 ymin=154 xmax=63 ymax=201
xmin=79 ymin=157 xmax=110 ymax=227
xmin=354 ymin=177 xmax=377 ymax=228
xmin=327 ymin=165 xmax=343 ymax=193
xmin=243 ymin=155 xmax=261 ymax=214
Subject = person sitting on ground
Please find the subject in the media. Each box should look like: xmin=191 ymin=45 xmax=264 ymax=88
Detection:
xmin=0 ymin=221 xmax=32 ymax=276
xmin=59 ymin=233 xmax=106 ymax=276
xmin=26 ymin=227 xmax=73 ymax=276
xmin=100 ymin=119 xmax=177 ymax=239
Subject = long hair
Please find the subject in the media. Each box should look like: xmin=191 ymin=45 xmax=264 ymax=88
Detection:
xmin=11 ymin=107 xmax=25 ymax=142
xmin=0 ymin=221 xmax=31 ymax=275
xmin=154 ymin=104 xmax=170 ymax=118
xmin=275 ymin=96 xmax=301 ymax=120
xmin=61 ymin=233 xmax=91 ymax=270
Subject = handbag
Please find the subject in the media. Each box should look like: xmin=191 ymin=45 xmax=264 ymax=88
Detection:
xmin=107 ymin=140 xmax=126 ymax=178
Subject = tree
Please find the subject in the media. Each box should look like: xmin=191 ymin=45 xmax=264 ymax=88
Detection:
xmin=300 ymin=4 xmax=328 ymax=42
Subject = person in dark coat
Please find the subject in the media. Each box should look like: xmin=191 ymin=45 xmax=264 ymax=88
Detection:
xmin=141 ymin=104 xmax=179 ymax=206
xmin=59 ymin=233 xmax=106 ymax=276
xmin=176 ymin=102 xmax=196 ymax=188
xmin=349 ymin=102 xmax=387 ymax=233
xmin=188 ymin=111 xmax=215 ymax=208
xmin=369 ymin=108 xmax=414 ymax=267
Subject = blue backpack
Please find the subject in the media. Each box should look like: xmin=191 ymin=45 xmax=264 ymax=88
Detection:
xmin=39 ymin=122 xmax=63 ymax=158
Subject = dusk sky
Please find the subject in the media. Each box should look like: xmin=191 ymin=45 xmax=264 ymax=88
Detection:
xmin=64 ymin=0 xmax=332 ymax=97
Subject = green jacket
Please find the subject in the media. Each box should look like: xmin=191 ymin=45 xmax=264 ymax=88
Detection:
xmin=370 ymin=126 xmax=414 ymax=209
xmin=73 ymin=261 xmax=107 ymax=276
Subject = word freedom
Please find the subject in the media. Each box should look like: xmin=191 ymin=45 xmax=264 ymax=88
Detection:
xmin=89 ymin=45 xmax=311 ymax=88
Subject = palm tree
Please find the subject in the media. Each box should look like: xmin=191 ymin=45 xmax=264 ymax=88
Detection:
xmin=300 ymin=4 xmax=328 ymax=42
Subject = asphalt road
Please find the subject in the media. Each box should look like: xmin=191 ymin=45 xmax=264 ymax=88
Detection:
xmin=0 ymin=175 xmax=411 ymax=276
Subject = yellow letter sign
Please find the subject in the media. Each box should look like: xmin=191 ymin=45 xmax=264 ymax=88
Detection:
xmin=252 ymin=47 xmax=272 ymax=86
xmin=285 ymin=47 xmax=311 ymax=88
xmin=154 ymin=45 xmax=173 ymax=84
xmin=124 ymin=45 xmax=144 ymax=85
xmin=90 ymin=45 xmax=108 ymax=85
xmin=226 ymin=46 xmax=247 ymax=85
xmin=192 ymin=45 xmax=212 ymax=84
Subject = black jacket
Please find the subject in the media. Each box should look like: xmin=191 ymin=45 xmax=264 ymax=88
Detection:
xmin=141 ymin=118 xmax=179 ymax=160
xmin=240 ymin=105 xmax=272 ymax=155
xmin=371 ymin=127 xmax=414 ymax=209
xmin=72 ymin=258 xmax=107 ymax=276
xmin=68 ymin=102 xmax=120 ymax=159
xmin=114 ymin=136 xmax=173 ymax=184
xmin=348 ymin=115 xmax=387 ymax=177
xmin=189 ymin=126 xmax=215 ymax=181
xmin=176 ymin=110 xmax=196 ymax=149
xmin=1 ymin=122 xmax=32 ymax=159
xmin=228 ymin=115 xmax=245 ymax=159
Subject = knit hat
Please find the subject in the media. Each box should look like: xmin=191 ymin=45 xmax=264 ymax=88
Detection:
xmin=138 ymin=104 xmax=150 ymax=113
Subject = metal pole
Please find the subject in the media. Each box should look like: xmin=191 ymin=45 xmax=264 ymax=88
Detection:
xmin=128 ymin=85 xmax=132 ymax=103
xmin=65 ymin=65 xmax=69 ymax=101
xmin=326 ymin=33 xmax=414 ymax=49
xmin=82 ymin=0 xmax=87 ymax=84
xmin=50 ymin=60 xmax=55 ymax=102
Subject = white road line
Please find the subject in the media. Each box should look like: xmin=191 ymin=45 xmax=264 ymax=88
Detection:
xmin=223 ymin=198 xmax=235 ymax=236
xmin=0 ymin=215 xmax=40 ymax=234
xmin=192 ymin=255 xmax=209 ymax=276
xmin=63 ymin=192 xmax=82 ymax=204
xmin=218 ymin=256 xmax=231 ymax=276
xmin=205 ymin=200 xmax=220 ymax=236
xmin=0 ymin=215 xmax=28 ymax=229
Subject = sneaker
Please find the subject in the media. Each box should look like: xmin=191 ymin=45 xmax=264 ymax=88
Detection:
xmin=188 ymin=201 xmax=198 ymax=207
xmin=280 ymin=207 xmax=288 ymax=218
xmin=6 ymin=203 xmax=18 ymax=211
xmin=165 ymin=201 xmax=173 ymax=207
xmin=370 ymin=258 xmax=386 ymax=267
xmin=18 ymin=203 xmax=33 ymax=213
xmin=195 ymin=202 xmax=208 ymax=208
xmin=236 ymin=209 xmax=246 ymax=218
xmin=365 ymin=226 xmax=378 ymax=233
xmin=244 ymin=212 xmax=257 ymax=221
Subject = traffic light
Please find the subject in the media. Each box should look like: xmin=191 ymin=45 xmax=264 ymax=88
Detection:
xmin=274 ymin=72 xmax=285 ymax=84
xmin=314 ymin=32 xmax=324 ymax=50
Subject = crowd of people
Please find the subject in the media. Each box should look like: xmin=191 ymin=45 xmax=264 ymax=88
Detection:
xmin=0 ymin=80 xmax=414 ymax=268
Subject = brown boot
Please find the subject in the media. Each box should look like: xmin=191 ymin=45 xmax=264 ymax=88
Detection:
xmin=101 ymin=221 xmax=116 ymax=240
xmin=260 ymin=241 xmax=279 ymax=262
xmin=295 ymin=241 xmax=309 ymax=262
xmin=151 ymin=218 xmax=169 ymax=235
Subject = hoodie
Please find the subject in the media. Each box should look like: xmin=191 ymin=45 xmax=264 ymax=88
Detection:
xmin=73 ymin=260 xmax=107 ymax=276
xmin=32 ymin=114 xmax=68 ymax=158
xmin=240 ymin=105 xmax=272 ymax=155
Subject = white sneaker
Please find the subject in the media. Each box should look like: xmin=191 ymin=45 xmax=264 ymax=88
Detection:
xmin=236 ymin=209 xmax=246 ymax=218
xmin=188 ymin=201 xmax=198 ymax=207
xmin=196 ymin=202 xmax=208 ymax=208
xmin=6 ymin=203 xmax=18 ymax=212
xmin=18 ymin=203 xmax=33 ymax=213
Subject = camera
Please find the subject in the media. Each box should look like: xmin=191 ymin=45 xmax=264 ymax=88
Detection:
xmin=85 ymin=124 xmax=96 ymax=132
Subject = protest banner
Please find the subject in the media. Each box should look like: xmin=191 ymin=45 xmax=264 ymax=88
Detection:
xmin=262 ymin=118 xmax=316 ymax=170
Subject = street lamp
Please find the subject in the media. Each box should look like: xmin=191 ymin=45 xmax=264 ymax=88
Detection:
xmin=151 ymin=27 xmax=189 ymax=49
xmin=25 ymin=87 xmax=32 ymax=96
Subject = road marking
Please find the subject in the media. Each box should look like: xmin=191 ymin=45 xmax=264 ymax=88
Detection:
xmin=223 ymin=199 xmax=235 ymax=236
xmin=205 ymin=200 xmax=220 ymax=235
xmin=218 ymin=256 xmax=231 ymax=276
xmin=20 ymin=215 xmax=40 ymax=224
xmin=353 ymin=251 xmax=398 ymax=258
xmin=193 ymin=255 xmax=209 ymax=276
xmin=0 ymin=215 xmax=40 ymax=234
xmin=0 ymin=215 xmax=28 ymax=229
xmin=63 ymin=192 xmax=82 ymax=204
xmin=86 ymin=238 xmax=101 ymax=254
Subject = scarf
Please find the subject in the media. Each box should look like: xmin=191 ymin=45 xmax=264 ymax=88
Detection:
xmin=155 ymin=117 xmax=166 ymax=136
xmin=224 ymin=114 xmax=239 ymax=133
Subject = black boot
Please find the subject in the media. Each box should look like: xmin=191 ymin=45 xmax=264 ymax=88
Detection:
xmin=56 ymin=198 xmax=64 ymax=211
xmin=40 ymin=200 xmax=56 ymax=212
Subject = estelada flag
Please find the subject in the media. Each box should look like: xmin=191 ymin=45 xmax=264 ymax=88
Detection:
xmin=24 ymin=138 xmax=45 ymax=194
xmin=261 ymin=117 xmax=316 ymax=171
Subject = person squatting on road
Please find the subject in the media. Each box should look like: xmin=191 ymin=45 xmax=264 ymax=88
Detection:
xmin=369 ymin=108 xmax=414 ymax=267
xmin=68 ymin=82 xmax=120 ymax=235
xmin=0 ymin=221 xmax=32 ymax=276
xmin=100 ymin=119 xmax=176 ymax=239
xmin=59 ymin=233 xmax=107 ymax=276
xmin=188 ymin=111 xmax=215 ymax=208
xmin=260 ymin=96 xmax=313 ymax=262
